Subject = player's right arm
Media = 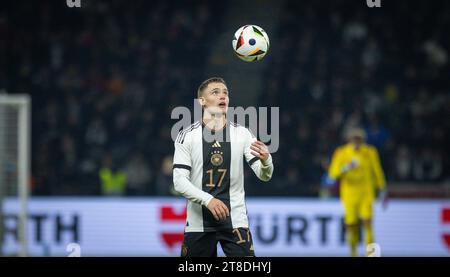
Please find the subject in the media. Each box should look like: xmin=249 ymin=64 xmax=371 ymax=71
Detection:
xmin=173 ymin=134 xmax=214 ymax=207
xmin=172 ymin=133 xmax=229 ymax=220
xmin=329 ymin=146 xmax=359 ymax=181
xmin=328 ymin=147 xmax=343 ymax=181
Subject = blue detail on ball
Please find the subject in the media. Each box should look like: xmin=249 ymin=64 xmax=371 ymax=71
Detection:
xmin=249 ymin=38 xmax=256 ymax=45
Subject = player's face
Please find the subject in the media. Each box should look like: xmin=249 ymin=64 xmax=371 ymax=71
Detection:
xmin=200 ymin=82 xmax=229 ymax=115
xmin=350 ymin=136 xmax=363 ymax=148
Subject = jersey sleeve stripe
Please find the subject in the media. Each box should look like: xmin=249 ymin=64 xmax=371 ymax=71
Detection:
xmin=178 ymin=121 xmax=201 ymax=144
xmin=176 ymin=122 xmax=201 ymax=144
xmin=248 ymin=157 xmax=259 ymax=166
xmin=173 ymin=164 xmax=192 ymax=171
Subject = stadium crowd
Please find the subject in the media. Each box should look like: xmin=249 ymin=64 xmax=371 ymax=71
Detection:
xmin=2 ymin=0 xmax=449 ymax=196
xmin=252 ymin=0 xmax=450 ymax=195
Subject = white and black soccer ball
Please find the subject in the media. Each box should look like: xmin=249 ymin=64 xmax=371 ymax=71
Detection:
xmin=232 ymin=25 xmax=270 ymax=62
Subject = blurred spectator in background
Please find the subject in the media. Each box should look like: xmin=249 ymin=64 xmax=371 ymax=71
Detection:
xmin=124 ymin=151 xmax=152 ymax=195
xmin=394 ymin=145 xmax=413 ymax=181
xmin=99 ymin=153 xmax=127 ymax=196
xmin=155 ymin=155 xmax=175 ymax=196
xmin=364 ymin=114 xmax=390 ymax=154
xmin=413 ymin=147 xmax=443 ymax=182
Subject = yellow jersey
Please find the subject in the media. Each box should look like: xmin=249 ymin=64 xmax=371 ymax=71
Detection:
xmin=328 ymin=143 xmax=386 ymax=203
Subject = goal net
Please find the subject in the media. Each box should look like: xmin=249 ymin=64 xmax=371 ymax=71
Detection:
xmin=0 ymin=93 xmax=31 ymax=257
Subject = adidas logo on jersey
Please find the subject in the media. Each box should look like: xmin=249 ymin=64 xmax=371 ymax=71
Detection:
xmin=212 ymin=141 xmax=221 ymax=148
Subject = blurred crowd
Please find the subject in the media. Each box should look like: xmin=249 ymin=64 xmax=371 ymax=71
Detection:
xmin=1 ymin=0 xmax=449 ymax=196
xmin=254 ymin=0 xmax=450 ymax=195
xmin=2 ymin=0 xmax=224 ymax=195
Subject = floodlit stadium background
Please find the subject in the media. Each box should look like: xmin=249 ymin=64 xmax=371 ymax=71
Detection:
xmin=1 ymin=0 xmax=449 ymax=256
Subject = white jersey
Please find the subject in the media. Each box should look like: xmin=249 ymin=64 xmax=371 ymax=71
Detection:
xmin=173 ymin=121 xmax=274 ymax=232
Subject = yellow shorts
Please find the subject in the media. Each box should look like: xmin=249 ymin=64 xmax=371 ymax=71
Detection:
xmin=342 ymin=200 xmax=373 ymax=225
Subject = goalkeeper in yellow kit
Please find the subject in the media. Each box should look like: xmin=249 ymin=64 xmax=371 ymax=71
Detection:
xmin=328 ymin=128 xmax=387 ymax=257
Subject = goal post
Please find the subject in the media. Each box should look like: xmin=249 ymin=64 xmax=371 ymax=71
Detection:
xmin=0 ymin=93 xmax=31 ymax=257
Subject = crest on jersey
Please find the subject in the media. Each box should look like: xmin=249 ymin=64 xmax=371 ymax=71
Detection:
xmin=211 ymin=151 xmax=223 ymax=166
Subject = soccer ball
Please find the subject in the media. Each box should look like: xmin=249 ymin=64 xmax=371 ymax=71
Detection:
xmin=232 ymin=25 xmax=270 ymax=62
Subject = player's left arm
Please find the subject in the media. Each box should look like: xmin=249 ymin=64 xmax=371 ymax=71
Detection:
xmin=369 ymin=146 xmax=388 ymax=208
xmin=243 ymin=129 xmax=273 ymax=181
xmin=369 ymin=146 xmax=386 ymax=190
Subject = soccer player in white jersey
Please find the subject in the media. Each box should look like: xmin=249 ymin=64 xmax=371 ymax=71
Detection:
xmin=173 ymin=77 xmax=274 ymax=257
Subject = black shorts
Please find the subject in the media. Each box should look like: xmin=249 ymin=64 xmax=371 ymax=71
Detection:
xmin=181 ymin=228 xmax=255 ymax=257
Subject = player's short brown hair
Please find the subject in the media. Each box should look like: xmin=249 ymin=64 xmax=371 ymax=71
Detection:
xmin=197 ymin=77 xmax=227 ymax=98
xmin=346 ymin=127 xmax=367 ymax=141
